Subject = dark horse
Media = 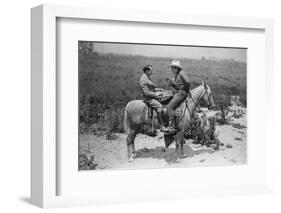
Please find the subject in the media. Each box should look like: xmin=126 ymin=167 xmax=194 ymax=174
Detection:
xmin=124 ymin=81 xmax=215 ymax=162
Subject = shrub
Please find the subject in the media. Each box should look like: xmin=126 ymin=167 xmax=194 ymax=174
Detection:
xmin=185 ymin=114 xmax=220 ymax=149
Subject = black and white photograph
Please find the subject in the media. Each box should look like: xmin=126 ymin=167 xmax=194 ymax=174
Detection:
xmin=78 ymin=41 xmax=247 ymax=170
xmin=3 ymin=0 xmax=279 ymax=210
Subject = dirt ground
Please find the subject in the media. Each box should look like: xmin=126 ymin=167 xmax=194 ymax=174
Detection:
xmin=79 ymin=109 xmax=247 ymax=170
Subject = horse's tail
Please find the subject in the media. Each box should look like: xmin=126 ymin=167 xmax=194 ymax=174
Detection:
xmin=124 ymin=103 xmax=130 ymax=134
xmin=124 ymin=100 xmax=146 ymax=134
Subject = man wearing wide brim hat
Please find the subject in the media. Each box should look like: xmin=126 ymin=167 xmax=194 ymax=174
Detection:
xmin=165 ymin=60 xmax=191 ymax=133
xmin=168 ymin=59 xmax=183 ymax=70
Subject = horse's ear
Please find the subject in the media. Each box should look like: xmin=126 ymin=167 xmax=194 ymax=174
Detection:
xmin=202 ymin=80 xmax=207 ymax=90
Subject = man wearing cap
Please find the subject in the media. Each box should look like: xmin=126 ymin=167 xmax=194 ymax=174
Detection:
xmin=139 ymin=65 xmax=169 ymax=132
xmin=166 ymin=60 xmax=191 ymax=133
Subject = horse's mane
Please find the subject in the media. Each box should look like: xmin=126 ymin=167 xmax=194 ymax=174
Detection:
xmin=190 ymin=84 xmax=204 ymax=96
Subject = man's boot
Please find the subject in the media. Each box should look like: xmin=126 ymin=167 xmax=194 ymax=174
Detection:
xmin=157 ymin=111 xmax=169 ymax=132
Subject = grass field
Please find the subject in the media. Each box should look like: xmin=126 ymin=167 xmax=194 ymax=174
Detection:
xmin=79 ymin=50 xmax=246 ymax=134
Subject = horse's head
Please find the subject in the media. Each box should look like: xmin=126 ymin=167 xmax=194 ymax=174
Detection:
xmin=201 ymin=80 xmax=216 ymax=110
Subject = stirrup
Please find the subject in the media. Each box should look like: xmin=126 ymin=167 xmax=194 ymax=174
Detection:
xmin=164 ymin=126 xmax=177 ymax=135
xmin=159 ymin=125 xmax=169 ymax=132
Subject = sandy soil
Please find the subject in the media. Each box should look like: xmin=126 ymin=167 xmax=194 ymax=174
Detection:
xmin=79 ymin=109 xmax=247 ymax=170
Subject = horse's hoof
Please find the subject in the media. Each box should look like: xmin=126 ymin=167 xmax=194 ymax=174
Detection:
xmin=128 ymin=157 xmax=134 ymax=163
xmin=175 ymin=158 xmax=181 ymax=163
xmin=179 ymin=154 xmax=188 ymax=159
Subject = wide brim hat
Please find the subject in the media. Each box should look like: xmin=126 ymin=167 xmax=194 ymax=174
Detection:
xmin=168 ymin=60 xmax=183 ymax=70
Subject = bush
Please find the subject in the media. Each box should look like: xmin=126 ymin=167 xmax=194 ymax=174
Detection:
xmin=79 ymin=151 xmax=97 ymax=170
xmin=185 ymin=114 xmax=220 ymax=149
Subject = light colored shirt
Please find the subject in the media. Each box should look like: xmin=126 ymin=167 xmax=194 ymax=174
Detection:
xmin=139 ymin=73 xmax=157 ymax=99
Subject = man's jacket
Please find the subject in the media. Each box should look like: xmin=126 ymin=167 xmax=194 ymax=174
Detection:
xmin=139 ymin=73 xmax=157 ymax=100
xmin=171 ymin=71 xmax=190 ymax=96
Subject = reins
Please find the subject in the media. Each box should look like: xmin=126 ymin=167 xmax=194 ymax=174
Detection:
xmin=189 ymin=91 xmax=203 ymax=113
xmin=178 ymin=87 xmax=211 ymax=123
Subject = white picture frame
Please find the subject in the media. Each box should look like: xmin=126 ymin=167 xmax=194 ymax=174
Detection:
xmin=31 ymin=4 xmax=274 ymax=208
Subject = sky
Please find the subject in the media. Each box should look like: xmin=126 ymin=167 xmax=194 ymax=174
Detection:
xmin=92 ymin=42 xmax=247 ymax=62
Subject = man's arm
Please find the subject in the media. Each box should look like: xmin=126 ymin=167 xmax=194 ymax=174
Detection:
xmin=166 ymin=78 xmax=176 ymax=88
xmin=141 ymin=84 xmax=158 ymax=98
xmin=180 ymin=72 xmax=191 ymax=92
xmin=140 ymin=76 xmax=158 ymax=98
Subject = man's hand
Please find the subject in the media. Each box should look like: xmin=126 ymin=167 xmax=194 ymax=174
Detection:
xmin=155 ymin=92 xmax=163 ymax=100
xmin=154 ymin=88 xmax=164 ymax=92
xmin=166 ymin=78 xmax=173 ymax=85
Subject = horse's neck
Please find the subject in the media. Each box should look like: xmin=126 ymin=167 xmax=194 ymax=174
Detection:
xmin=187 ymin=86 xmax=204 ymax=115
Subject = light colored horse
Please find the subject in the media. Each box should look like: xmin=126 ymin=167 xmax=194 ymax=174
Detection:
xmin=124 ymin=80 xmax=215 ymax=162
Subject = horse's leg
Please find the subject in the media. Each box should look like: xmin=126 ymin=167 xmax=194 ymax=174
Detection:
xmin=180 ymin=142 xmax=187 ymax=158
xmin=175 ymin=142 xmax=180 ymax=155
xmin=179 ymin=131 xmax=188 ymax=158
xmin=132 ymin=142 xmax=136 ymax=158
xmin=173 ymin=133 xmax=181 ymax=162
xmin=175 ymin=131 xmax=187 ymax=159
xmin=126 ymin=135 xmax=132 ymax=160
xmin=126 ymin=129 xmax=137 ymax=162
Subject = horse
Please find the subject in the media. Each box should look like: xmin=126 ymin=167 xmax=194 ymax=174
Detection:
xmin=124 ymin=80 xmax=216 ymax=162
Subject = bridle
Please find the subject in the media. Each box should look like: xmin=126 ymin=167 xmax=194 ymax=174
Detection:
xmin=202 ymin=87 xmax=214 ymax=109
xmin=177 ymin=84 xmax=215 ymax=123
xmin=191 ymin=85 xmax=213 ymax=110
xmin=184 ymin=85 xmax=214 ymax=119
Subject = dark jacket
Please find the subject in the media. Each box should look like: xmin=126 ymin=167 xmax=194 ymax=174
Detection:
xmin=171 ymin=71 xmax=190 ymax=95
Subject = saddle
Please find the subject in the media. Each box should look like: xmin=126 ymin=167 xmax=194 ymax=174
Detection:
xmin=144 ymin=89 xmax=185 ymax=125
xmin=144 ymin=89 xmax=172 ymax=120
xmin=157 ymin=89 xmax=173 ymax=105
